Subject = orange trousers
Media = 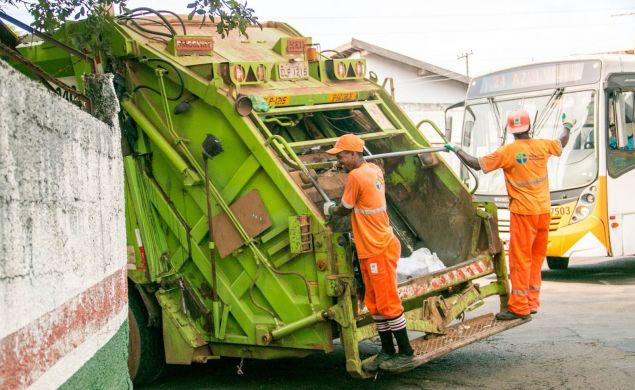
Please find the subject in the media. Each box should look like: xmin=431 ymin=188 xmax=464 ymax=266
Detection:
xmin=508 ymin=212 xmax=550 ymax=315
xmin=359 ymin=236 xmax=403 ymax=319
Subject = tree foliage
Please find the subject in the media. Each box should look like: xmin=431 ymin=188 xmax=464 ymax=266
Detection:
xmin=186 ymin=0 xmax=260 ymax=38
xmin=0 ymin=0 xmax=260 ymax=38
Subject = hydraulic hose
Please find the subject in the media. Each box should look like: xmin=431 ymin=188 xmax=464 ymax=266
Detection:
xmin=132 ymin=58 xmax=185 ymax=101
xmin=450 ymin=149 xmax=480 ymax=195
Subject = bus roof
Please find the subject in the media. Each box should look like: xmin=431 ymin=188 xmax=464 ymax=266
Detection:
xmin=476 ymin=54 xmax=635 ymax=78
xmin=467 ymin=55 xmax=635 ymax=99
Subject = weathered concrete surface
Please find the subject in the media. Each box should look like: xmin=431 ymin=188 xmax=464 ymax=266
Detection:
xmin=0 ymin=59 xmax=129 ymax=389
xmin=143 ymin=257 xmax=635 ymax=389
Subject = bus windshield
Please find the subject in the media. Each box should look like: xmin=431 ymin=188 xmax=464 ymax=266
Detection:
xmin=462 ymin=90 xmax=597 ymax=196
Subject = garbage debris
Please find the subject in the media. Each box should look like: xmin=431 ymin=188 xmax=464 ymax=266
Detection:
xmin=397 ymin=247 xmax=445 ymax=283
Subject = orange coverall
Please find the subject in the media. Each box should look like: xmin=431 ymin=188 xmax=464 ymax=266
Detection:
xmin=479 ymin=139 xmax=562 ymax=315
xmin=341 ymin=162 xmax=403 ymax=319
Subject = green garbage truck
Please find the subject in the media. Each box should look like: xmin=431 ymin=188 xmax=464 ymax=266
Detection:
xmin=0 ymin=9 xmax=528 ymax=383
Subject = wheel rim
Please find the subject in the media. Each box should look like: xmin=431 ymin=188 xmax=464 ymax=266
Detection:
xmin=128 ymin=307 xmax=142 ymax=379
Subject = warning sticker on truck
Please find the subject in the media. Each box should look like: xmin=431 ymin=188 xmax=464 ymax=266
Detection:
xmin=265 ymin=96 xmax=291 ymax=106
xmin=327 ymin=92 xmax=357 ymax=102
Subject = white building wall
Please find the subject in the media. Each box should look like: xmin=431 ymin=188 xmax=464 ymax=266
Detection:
xmin=364 ymin=53 xmax=467 ymax=103
xmin=363 ymin=53 xmax=467 ymax=170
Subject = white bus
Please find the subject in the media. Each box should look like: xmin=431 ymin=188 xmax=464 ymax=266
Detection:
xmin=449 ymin=55 xmax=635 ymax=269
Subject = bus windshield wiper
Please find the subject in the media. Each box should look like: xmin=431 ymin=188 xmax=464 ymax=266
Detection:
xmin=487 ymin=97 xmax=506 ymax=145
xmin=531 ymin=87 xmax=564 ymax=137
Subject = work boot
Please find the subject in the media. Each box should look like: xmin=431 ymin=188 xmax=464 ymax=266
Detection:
xmin=530 ymin=309 xmax=538 ymax=315
xmin=495 ymin=310 xmax=530 ymax=321
xmin=379 ymin=352 xmax=419 ymax=373
xmin=362 ymin=351 xmax=394 ymax=373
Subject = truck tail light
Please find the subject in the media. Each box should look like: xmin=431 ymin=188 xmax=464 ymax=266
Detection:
xmin=337 ymin=62 xmax=346 ymax=78
xmin=256 ymin=64 xmax=266 ymax=81
xmin=306 ymin=47 xmax=318 ymax=62
xmin=355 ymin=61 xmax=364 ymax=77
xmin=233 ymin=64 xmax=245 ymax=82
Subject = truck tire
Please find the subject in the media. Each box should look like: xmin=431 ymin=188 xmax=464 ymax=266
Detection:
xmin=128 ymin=288 xmax=165 ymax=385
xmin=546 ymin=256 xmax=569 ymax=270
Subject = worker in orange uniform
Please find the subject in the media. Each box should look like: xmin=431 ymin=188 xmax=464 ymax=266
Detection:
xmin=444 ymin=110 xmax=573 ymax=320
xmin=323 ymin=134 xmax=417 ymax=373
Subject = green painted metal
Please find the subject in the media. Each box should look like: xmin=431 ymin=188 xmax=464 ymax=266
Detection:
xmin=269 ymin=310 xmax=330 ymax=341
xmin=416 ymin=118 xmax=449 ymax=144
xmin=4 ymin=13 xmax=517 ymax=378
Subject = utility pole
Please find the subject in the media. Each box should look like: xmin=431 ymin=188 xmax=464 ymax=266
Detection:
xmin=457 ymin=50 xmax=473 ymax=78
xmin=611 ymin=12 xmax=635 ymax=52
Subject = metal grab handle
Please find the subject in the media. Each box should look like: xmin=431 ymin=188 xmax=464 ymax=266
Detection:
xmin=416 ymin=119 xmax=449 ymax=144
xmin=363 ymin=146 xmax=446 ymax=161
xmin=265 ymin=135 xmax=331 ymax=202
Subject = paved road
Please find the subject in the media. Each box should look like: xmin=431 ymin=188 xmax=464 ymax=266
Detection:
xmin=141 ymin=257 xmax=635 ymax=389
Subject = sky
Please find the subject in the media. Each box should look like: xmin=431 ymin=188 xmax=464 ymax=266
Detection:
xmin=3 ymin=0 xmax=634 ymax=77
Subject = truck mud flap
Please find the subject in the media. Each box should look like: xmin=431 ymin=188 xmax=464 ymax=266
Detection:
xmin=404 ymin=313 xmax=530 ymax=373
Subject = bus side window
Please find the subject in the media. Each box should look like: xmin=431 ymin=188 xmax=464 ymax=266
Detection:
xmin=607 ymin=91 xmax=635 ymax=177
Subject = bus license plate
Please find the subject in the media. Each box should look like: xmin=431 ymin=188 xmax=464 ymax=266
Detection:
xmin=278 ymin=62 xmax=309 ymax=80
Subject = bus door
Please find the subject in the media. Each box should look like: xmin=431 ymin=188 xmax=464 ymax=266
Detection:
xmin=606 ymin=77 xmax=635 ymax=256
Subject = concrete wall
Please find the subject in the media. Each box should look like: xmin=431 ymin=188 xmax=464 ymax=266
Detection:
xmin=0 ymin=59 xmax=130 ymax=389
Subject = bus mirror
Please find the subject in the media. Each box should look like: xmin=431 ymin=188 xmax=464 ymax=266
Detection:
xmin=445 ymin=115 xmax=453 ymax=141
xmin=444 ymin=100 xmax=464 ymax=143
xmin=463 ymin=120 xmax=474 ymax=147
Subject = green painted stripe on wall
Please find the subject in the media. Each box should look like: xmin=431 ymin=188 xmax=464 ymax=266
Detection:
xmin=60 ymin=319 xmax=132 ymax=390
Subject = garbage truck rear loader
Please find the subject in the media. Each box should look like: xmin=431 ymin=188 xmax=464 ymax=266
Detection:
xmin=0 ymin=10 xmax=529 ymax=383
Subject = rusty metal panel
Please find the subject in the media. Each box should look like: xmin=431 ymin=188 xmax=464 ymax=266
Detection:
xmin=212 ymin=189 xmax=272 ymax=258
xmin=289 ymin=215 xmax=312 ymax=253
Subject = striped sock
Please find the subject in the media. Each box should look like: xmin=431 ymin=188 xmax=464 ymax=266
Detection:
xmin=374 ymin=320 xmax=395 ymax=354
xmin=388 ymin=313 xmax=413 ymax=355
xmin=387 ymin=313 xmax=407 ymax=332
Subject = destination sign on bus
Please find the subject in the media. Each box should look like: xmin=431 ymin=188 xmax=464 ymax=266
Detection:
xmin=467 ymin=60 xmax=601 ymax=99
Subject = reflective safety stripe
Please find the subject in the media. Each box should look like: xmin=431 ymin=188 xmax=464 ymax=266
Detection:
xmin=341 ymin=199 xmax=353 ymax=209
xmin=529 ymin=286 xmax=541 ymax=291
xmin=353 ymin=206 xmax=386 ymax=214
xmin=511 ymin=289 xmax=529 ymax=295
xmin=506 ymin=175 xmax=547 ymax=187
xmin=372 ymin=314 xmax=387 ymax=320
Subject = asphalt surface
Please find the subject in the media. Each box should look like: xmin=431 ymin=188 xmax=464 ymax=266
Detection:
xmin=141 ymin=257 xmax=635 ymax=389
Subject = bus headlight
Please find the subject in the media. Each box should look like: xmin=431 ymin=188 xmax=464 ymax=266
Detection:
xmin=570 ymin=184 xmax=597 ymax=224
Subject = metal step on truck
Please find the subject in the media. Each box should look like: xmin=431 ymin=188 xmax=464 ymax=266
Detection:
xmin=0 ymin=8 xmax=529 ymax=383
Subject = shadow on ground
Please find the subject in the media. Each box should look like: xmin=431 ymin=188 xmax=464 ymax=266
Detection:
xmin=542 ymin=256 xmax=635 ymax=285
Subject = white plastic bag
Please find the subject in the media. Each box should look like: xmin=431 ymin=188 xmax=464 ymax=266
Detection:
xmin=397 ymin=247 xmax=445 ymax=283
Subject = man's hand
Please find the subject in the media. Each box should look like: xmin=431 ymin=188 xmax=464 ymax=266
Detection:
xmin=323 ymin=201 xmax=336 ymax=217
xmin=562 ymin=113 xmax=577 ymax=130
xmin=444 ymin=144 xmax=461 ymax=153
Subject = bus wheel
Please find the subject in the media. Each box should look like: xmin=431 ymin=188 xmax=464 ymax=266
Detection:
xmin=546 ymin=257 xmax=569 ymax=270
xmin=128 ymin=287 xmax=165 ymax=385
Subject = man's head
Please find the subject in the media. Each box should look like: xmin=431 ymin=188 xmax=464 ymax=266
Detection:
xmin=326 ymin=134 xmax=365 ymax=172
xmin=610 ymin=123 xmax=616 ymax=137
xmin=506 ymin=109 xmax=531 ymax=137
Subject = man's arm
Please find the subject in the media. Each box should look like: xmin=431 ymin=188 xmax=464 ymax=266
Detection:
xmin=559 ymin=127 xmax=571 ymax=148
xmin=323 ymin=201 xmax=352 ymax=218
xmin=444 ymin=144 xmax=482 ymax=171
xmin=332 ymin=204 xmax=353 ymax=217
xmin=456 ymin=149 xmax=482 ymax=171
xmin=560 ymin=113 xmax=575 ymax=148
